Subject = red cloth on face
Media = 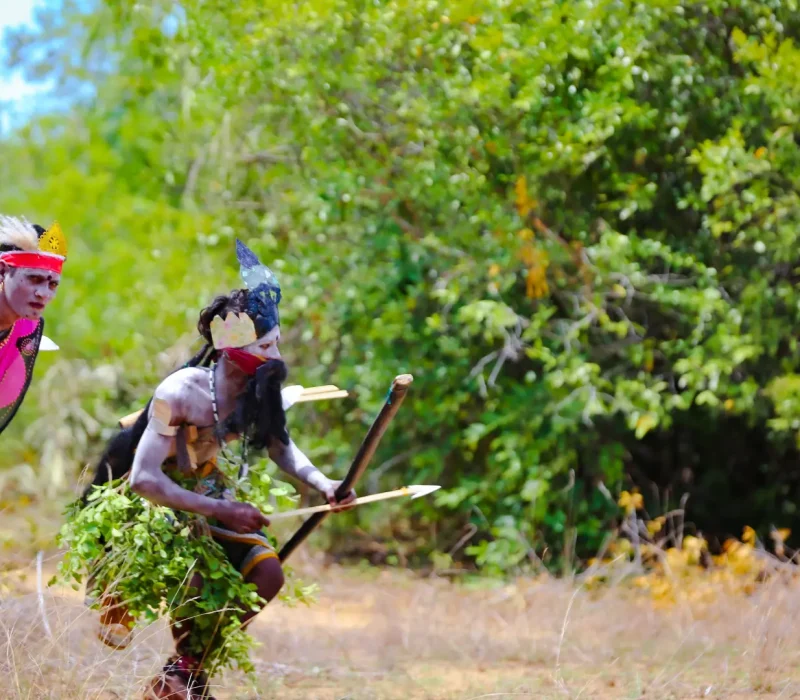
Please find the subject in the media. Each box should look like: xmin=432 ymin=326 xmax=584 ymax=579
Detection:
xmin=223 ymin=347 xmax=266 ymax=375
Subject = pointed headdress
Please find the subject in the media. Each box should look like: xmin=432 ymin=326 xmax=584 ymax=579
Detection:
xmin=210 ymin=239 xmax=282 ymax=350
xmin=0 ymin=216 xmax=68 ymax=274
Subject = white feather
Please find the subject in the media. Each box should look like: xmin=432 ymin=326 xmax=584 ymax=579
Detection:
xmin=39 ymin=335 xmax=59 ymax=351
xmin=0 ymin=215 xmax=38 ymax=251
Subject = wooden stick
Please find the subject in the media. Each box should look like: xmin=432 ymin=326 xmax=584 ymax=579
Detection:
xmin=269 ymin=487 xmax=414 ymax=520
xmin=279 ymin=374 xmax=414 ymax=562
xmin=300 ymin=385 xmax=341 ymax=396
xmin=36 ymin=550 xmax=53 ymax=639
xmin=292 ymin=390 xmax=349 ymax=403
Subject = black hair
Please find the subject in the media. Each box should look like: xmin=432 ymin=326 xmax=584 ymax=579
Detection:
xmin=222 ymin=358 xmax=289 ymax=450
xmin=82 ymin=401 xmax=152 ymax=503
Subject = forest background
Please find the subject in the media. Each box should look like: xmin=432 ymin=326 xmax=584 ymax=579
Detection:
xmin=3 ymin=0 xmax=800 ymax=577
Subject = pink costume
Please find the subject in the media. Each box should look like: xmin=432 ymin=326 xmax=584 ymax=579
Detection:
xmin=0 ymin=317 xmax=44 ymax=434
xmin=0 ymin=216 xmax=66 ymax=435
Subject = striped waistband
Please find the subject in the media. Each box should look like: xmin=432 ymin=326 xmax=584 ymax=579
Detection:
xmin=207 ymin=525 xmax=275 ymax=551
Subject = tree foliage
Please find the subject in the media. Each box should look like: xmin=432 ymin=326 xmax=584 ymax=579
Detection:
xmin=4 ymin=0 xmax=800 ymax=573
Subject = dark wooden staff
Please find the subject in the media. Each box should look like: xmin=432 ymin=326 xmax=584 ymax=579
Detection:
xmin=278 ymin=374 xmax=414 ymax=562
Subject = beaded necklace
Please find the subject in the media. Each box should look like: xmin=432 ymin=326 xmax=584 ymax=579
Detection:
xmin=208 ymin=363 xmax=250 ymax=479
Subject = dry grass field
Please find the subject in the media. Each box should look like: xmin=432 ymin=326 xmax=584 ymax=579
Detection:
xmin=3 ymin=502 xmax=800 ymax=699
xmin=3 ymin=551 xmax=800 ymax=699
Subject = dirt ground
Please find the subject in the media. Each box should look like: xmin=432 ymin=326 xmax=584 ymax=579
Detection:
xmin=4 ymin=544 xmax=800 ymax=700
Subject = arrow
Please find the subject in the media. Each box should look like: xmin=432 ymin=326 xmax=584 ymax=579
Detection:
xmin=282 ymin=385 xmax=349 ymax=410
xmin=269 ymin=484 xmax=441 ymax=521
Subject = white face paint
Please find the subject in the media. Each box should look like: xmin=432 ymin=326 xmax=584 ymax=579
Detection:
xmin=241 ymin=325 xmax=281 ymax=360
xmin=0 ymin=264 xmax=61 ymax=321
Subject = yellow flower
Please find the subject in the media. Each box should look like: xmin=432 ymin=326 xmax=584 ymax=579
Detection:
xmin=646 ymin=516 xmax=665 ymax=536
xmin=722 ymin=538 xmax=739 ymax=553
xmin=618 ymin=490 xmax=644 ymax=514
xmin=682 ymin=535 xmax=706 ymax=565
xmin=515 ymin=176 xmax=532 ymax=218
xmin=728 ymin=543 xmax=758 ymax=576
xmin=649 ymin=578 xmax=674 ymax=605
xmin=615 ymin=538 xmax=633 ymax=556
xmin=666 ymin=547 xmax=688 ymax=570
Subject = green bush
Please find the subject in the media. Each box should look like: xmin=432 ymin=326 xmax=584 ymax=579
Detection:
xmin=4 ymin=0 xmax=800 ymax=573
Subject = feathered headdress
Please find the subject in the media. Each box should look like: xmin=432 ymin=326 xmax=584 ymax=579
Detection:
xmin=0 ymin=216 xmax=68 ymax=274
xmin=210 ymin=239 xmax=282 ymax=349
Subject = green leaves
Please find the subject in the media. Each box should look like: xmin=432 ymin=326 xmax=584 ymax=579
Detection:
xmin=56 ymin=467 xmax=304 ymax=675
xmin=6 ymin=0 xmax=800 ymax=574
xmin=458 ymin=301 xmax=521 ymax=340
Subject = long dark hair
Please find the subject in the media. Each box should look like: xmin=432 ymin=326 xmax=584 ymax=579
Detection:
xmin=222 ymin=358 xmax=289 ymax=450
xmin=83 ymin=290 xmax=288 ymax=500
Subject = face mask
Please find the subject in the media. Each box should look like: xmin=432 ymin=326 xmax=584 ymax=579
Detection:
xmin=223 ymin=347 xmax=267 ymax=375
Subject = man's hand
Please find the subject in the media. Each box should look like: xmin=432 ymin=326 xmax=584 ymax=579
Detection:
xmin=319 ymin=479 xmax=357 ymax=513
xmin=214 ymin=500 xmax=271 ymax=533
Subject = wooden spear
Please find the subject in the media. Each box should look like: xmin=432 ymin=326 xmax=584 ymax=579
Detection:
xmin=278 ymin=373 xmax=414 ymax=562
xmin=269 ymin=485 xmax=440 ymax=520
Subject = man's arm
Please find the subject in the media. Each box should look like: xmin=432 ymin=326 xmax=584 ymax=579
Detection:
xmin=129 ymin=393 xmax=270 ymax=533
xmin=128 ymin=425 xmax=222 ymax=517
xmin=268 ymin=438 xmax=356 ymax=508
xmin=267 ymin=438 xmax=329 ymax=491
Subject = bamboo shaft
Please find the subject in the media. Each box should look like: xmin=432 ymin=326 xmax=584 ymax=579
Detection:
xmin=300 ymin=385 xmax=341 ymax=395
xmin=269 ymin=488 xmax=410 ymax=520
xmin=292 ymin=390 xmax=349 ymax=403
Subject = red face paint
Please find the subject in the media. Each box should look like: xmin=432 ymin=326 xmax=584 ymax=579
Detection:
xmin=223 ymin=347 xmax=267 ymax=375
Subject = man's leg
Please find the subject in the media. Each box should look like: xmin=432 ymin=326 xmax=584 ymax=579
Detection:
xmin=97 ymin=590 xmax=136 ymax=649
xmin=146 ymin=558 xmax=284 ymax=699
xmin=168 ymin=557 xmax=283 ymax=654
xmin=147 ymin=572 xmax=207 ymax=700
xmin=240 ymin=556 xmax=284 ymax=627
xmin=171 ymin=572 xmax=206 ymax=655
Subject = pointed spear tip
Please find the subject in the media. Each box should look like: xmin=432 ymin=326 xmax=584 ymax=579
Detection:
xmin=409 ymin=484 xmax=442 ymax=500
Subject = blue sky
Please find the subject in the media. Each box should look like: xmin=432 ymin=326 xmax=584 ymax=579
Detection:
xmin=1 ymin=0 xmax=45 ymax=99
xmin=0 ymin=0 xmax=48 ymax=131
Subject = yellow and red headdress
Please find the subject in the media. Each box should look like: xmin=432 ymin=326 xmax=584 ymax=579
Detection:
xmin=0 ymin=216 xmax=68 ymax=275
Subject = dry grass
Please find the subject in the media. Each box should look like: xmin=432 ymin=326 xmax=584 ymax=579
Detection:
xmin=3 ymin=545 xmax=800 ymax=700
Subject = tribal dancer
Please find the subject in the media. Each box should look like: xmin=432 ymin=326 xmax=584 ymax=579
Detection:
xmin=80 ymin=240 xmax=355 ymax=699
xmin=0 ymin=216 xmax=67 ymax=435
